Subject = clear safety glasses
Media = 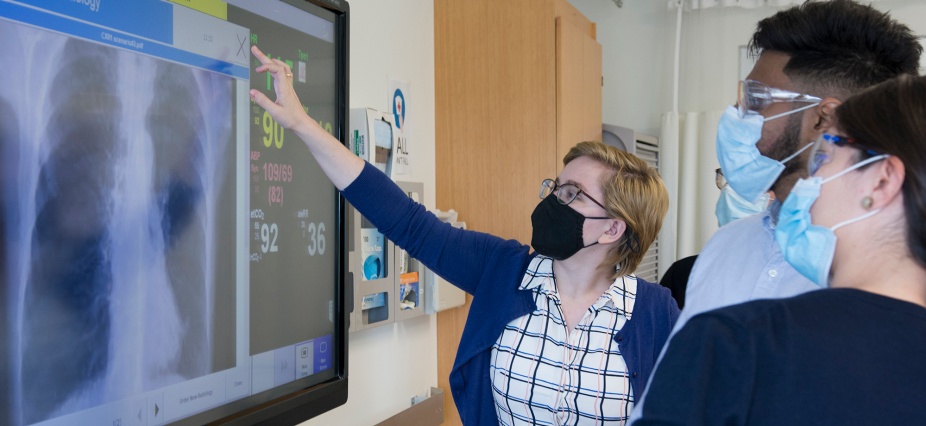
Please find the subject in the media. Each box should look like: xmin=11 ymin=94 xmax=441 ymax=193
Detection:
xmin=737 ymin=79 xmax=822 ymax=118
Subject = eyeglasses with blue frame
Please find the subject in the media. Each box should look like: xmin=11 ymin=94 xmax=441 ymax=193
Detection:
xmin=808 ymin=133 xmax=882 ymax=176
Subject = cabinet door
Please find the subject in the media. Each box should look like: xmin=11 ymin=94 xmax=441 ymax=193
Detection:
xmin=555 ymin=13 xmax=602 ymax=174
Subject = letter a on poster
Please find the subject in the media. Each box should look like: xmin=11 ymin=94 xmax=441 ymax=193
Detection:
xmin=387 ymin=79 xmax=411 ymax=176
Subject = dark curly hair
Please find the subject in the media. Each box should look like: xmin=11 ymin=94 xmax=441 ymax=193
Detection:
xmin=748 ymin=0 xmax=921 ymax=100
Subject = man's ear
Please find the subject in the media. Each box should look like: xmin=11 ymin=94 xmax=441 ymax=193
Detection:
xmin=812 ymin=97 xmax=842 ymax=133
xmin=599 ymin=218 xmax=627 ymax=245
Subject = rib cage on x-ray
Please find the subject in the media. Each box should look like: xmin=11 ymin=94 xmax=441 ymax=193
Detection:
xmin=0 ymin=24 xmax=236 ymax=425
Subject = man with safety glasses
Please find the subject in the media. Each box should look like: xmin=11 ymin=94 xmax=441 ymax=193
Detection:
xmin=630 ymin=0 xmax=921 ymax=420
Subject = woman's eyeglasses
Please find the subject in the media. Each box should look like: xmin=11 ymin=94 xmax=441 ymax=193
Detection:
xmin=539 ymin=179 xmax=607 ymax=210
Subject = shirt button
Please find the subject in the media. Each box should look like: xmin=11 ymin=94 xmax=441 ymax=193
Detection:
xmin=632 ymin=372 xmax=638 ymax=378
xmin=768 ymin=269 xmax=778 ymax=278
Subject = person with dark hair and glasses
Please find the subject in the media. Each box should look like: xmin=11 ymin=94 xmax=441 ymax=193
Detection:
xmin=630 ymin=0 xmax=922 ymax=420
xmin=247 ymin=45 xmax=679 ymax=425
xmin=636 ymin=71 xmax=926 ymax=426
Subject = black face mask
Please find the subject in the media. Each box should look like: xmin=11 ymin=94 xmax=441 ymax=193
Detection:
xmin=530 ymin=195 xmax=609 ymax=260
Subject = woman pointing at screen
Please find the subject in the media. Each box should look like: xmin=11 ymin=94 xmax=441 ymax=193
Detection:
xmin=249 ymin=45 xmax=678 ymax=425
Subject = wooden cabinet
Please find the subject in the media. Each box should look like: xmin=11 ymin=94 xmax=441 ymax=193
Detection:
xmin=555 ymin=1 xmax=603 ymax=172
xmin=434 ymin=1 xmax=601 ymax=424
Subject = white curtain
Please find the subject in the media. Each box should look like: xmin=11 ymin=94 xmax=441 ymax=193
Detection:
xmin=656 ymin=0 xmax=728 ymax=278
xmin=657 ymin=111 xmax=722 ymax=278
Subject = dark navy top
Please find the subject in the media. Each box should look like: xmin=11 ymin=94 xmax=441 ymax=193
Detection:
xmin=636 ymin=288 xmax=926 ymax=425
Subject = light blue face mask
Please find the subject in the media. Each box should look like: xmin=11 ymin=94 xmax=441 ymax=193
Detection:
xmin=715 ymin=184 xmax=770 ymax=227
xmin=775 ymin=154 xmax=888 ymax=286
xmin=716 ymin=104 xmax=817 ymax=203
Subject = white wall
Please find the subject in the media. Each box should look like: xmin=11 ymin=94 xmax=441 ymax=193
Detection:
xmin=567 ymin=0 xmax=676 ymax=137
xmin=674 ymin=0 xmax=926 ymax=115
xmin=301 ymin=0 xmax=437 ymax=424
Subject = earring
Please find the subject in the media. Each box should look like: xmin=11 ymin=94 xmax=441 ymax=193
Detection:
xmin=861 ymin=196 xmax=873 ymax=210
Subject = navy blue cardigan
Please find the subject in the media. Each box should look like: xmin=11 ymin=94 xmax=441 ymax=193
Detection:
xmin=344 ymin=163 xmax=680 ymax=425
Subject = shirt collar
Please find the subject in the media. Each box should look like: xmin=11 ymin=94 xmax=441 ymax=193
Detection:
xmin=763 ymin=199 xmax=782 ymax=231
xmin=520 ymin=255 xmax=637 ymax=319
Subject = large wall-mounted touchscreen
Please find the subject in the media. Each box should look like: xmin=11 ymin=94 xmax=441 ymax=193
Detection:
xmin=0 ymin=0 xmax=349 ymax=424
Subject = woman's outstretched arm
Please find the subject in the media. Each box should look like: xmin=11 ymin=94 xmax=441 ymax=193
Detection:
xmin=248 ymin=45 xmax=363 ymax=190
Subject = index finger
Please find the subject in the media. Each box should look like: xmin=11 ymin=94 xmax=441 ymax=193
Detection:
xmin=251 ymin=45 xmax=271 ymax=64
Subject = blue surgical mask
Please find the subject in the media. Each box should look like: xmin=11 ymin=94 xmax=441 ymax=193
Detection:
xmin=716 ymin=104 xmax=817 ymax=202
xmin=775 ymin=154 xmax=888 ymax=286
xmin=715 ymin=184 xmax=770 ymax=227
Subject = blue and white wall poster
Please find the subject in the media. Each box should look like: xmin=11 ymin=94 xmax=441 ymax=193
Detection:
xmin=387 ymin=79 xmax=411 ymax=176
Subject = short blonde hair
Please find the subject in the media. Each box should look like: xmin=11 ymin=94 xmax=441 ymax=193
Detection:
xmin=563 ymin=141 xmax=669 ymax=279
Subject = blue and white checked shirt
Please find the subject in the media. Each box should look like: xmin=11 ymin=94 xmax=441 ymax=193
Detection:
xmin=491 ymin=255 xmax=637 ymax=425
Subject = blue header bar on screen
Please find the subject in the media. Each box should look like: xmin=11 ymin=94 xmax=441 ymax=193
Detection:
xmin=1 ymin=0 xmax=249 ymax=79
xmin=13 ymin=0 xmax=173 ymax=43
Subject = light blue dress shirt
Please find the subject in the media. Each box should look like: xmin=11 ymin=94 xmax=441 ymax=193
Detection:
xmin=629 ymin=201 xmax=819 ymax=424
xmin=674 ymin=200 xmax=819 ymax=331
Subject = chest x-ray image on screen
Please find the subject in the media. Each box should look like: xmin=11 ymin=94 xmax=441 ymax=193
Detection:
xmin=0 ymin=22 xmax=238 ymax=424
